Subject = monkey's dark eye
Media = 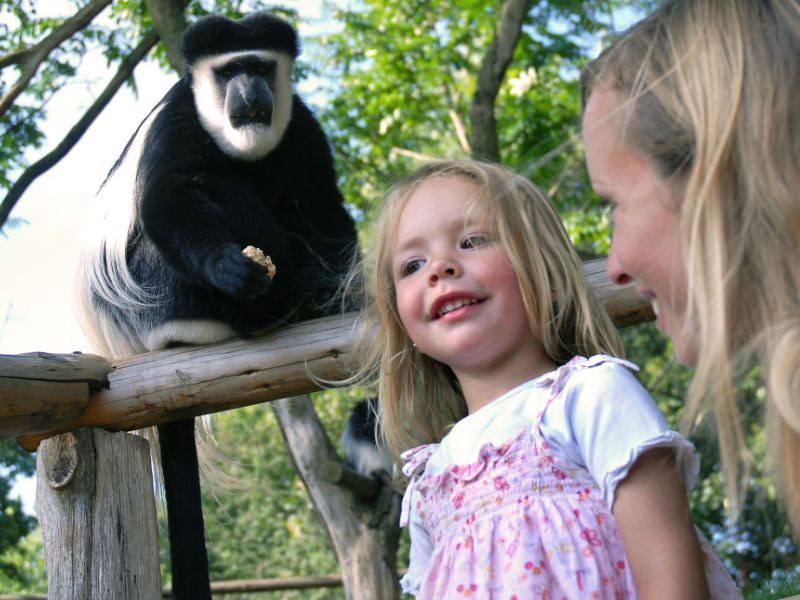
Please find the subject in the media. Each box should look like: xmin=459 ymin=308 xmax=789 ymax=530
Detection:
xmin=216 ymin=65 xmax=238 ymax=79
xmin=254 ymin=62 xmax=276 ymax=77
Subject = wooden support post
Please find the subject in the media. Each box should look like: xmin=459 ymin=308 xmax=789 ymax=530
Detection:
xmin=35 ymin=428 xmax=162 ymax=599
xmin=273 ymin=396 xmax=402 ymax=600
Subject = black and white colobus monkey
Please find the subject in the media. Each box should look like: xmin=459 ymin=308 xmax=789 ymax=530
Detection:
xmin=76 ymin=12 xmax=357 ymax=600
xmin=341 ymin=398 xmax=394 ymax=479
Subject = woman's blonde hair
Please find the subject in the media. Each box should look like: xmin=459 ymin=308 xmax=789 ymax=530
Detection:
xmin=581 ymin=0 xmax=800 ymax=528
xmin=345 ymin=159 xmax=623 ymax=461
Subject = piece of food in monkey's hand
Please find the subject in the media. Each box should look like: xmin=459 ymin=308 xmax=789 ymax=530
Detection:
xmin=242 ymin=246 xmax=277 ymax=279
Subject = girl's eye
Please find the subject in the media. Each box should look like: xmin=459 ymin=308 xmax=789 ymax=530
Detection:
xmin=461 ymin=234 xmax=489 ymax=249
xmin=399 ymin=258 xmax=424 ymax=277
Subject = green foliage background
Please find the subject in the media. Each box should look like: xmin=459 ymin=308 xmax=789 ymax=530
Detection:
xmin=1 ymin=0 xmax=798 ymax=597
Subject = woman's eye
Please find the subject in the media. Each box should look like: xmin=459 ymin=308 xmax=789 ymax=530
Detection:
xmin=599 ymin=197 xmax=617 ymax=213
xmin=461 ymin=234 xmax=489 ymax=249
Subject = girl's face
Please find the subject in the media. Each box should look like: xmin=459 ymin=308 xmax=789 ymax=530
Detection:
xmin=582 ymin=88 xmax=696 ymax=365
xmin=391 ymin=176 xmax=545 ymax=383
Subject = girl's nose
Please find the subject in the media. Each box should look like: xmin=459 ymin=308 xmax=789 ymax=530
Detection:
xmin=427 ymin=259 xmax=459 ymax=286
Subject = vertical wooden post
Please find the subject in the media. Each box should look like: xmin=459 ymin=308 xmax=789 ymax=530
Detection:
xmin=35 ymin=428 xmax=162 ymax=599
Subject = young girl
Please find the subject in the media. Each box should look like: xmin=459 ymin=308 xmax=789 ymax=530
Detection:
xmin=349 ymin=160 xmax=739 ymax=598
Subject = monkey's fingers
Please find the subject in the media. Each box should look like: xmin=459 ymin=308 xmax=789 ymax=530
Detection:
xmin=205 ymin=244 xmax=273 ymax=299
xmin=242 ymin=245 xmax=277 ymax=279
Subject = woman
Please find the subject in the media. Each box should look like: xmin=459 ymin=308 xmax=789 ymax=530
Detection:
xmin=580 ymin=0 xmax=800 ymax=531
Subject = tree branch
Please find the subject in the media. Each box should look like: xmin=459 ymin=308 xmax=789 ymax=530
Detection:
xmin=448 ymin=109 xmax=471 ymax=155
xmin=0 ymin=47 xmax=34 ymax=69
xmin=144 ymin=0 xmax=189 ymax=75
xmin=389 ymin=147 xmax=438 ymax=162
xmin=468 ymin=0 xmax=532 ymax=161
xmin=0 ymin=30 xmax=160 ymax=229
xmin=0 ymin=0 xmax=112 ymax=118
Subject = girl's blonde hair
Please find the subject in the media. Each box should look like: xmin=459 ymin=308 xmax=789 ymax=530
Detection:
xmin=581 ymin=0 xmax=800 ymax=528
xmin=346 ymin=160 xmax=623 ymax=461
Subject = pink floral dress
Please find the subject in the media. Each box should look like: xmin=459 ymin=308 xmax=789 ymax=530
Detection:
xmin=399 ymin=357 xmax=741 ymax=599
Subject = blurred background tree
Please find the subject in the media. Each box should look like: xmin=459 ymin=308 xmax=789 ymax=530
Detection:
xmin=1 ymin=0 xmax=797 ymax=597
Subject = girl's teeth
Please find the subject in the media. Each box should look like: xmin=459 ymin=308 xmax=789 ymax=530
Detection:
xmin=651 ymin=299 xmax=660 ymax=316
xmin=438 ymin=298 xmax=477 ymax=317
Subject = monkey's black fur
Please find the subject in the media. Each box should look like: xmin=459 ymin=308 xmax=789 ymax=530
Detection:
xmin=123 ymin=80 xmax=355 ymax=334
xmin=182 ymin=12 xmax=300 ymax=65
xmin=341 ymin=398 xmax=394 ymax=479
xmin=80 ymin=13 xmax=356 ymax=600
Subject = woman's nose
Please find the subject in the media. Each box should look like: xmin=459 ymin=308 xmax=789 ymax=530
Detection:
xmin=607 ymin=241 xmax=633 ymax=286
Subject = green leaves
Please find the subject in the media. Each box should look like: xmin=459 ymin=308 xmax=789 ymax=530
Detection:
xmin=308 ymin=0 xmax=624 ymax=253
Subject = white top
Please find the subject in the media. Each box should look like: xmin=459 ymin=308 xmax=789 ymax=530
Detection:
xmin=400 ymin=355 xmax=700 ymax=595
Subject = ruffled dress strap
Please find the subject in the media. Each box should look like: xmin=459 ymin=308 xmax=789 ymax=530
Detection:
xmin=399 ymin=443 xmax=438 ymax=527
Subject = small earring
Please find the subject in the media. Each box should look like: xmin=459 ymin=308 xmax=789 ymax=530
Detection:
xmin=412 ymin=342 xmax=417 ymax=348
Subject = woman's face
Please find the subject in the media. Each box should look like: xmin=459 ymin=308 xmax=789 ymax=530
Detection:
xmin=582 ymin=87 xmax=696 ymax=365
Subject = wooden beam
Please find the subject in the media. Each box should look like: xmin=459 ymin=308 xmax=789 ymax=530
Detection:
xmin=3 ymin=258 xmax=652 ymax=449
xmin=582 ymin=258 xmax=653 ymax=326
xmin=0 ymin=351 xmax=110 ymax=387
xmin=0 ymin=353 xmax=110 ymax=438
xmin=13 ymin=314 xmax=359 ymax=450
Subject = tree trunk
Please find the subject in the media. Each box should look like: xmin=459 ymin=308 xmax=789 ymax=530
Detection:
xmin=272 ymin=396 xmax=402 ymax=600
xmin=35 ymin=428 xmax=162 ymax=600
xmin=468 ymin=0 xmax=532 ymax=161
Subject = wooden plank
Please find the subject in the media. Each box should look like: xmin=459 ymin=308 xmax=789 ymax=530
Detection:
xmin=582 ymin=257 xmax=654 ymax=326
xmin=0 ymin=572 xmax=360 ymax=599
xmin=0 ymin=379 xmax=88 ymax=438
xmin=0 ymin=352 xmax=110 ymax=388
xmin=7 ymin=257 xmax=652 ymax=449
xmin=14 ymin=314 xmax=359 ymax=450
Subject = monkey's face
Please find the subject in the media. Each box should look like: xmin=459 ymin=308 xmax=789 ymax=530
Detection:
xmin=218 ymin=55 xmax=276 ymax=128
xmin=191 ymin=50 xmax=294 ymax=161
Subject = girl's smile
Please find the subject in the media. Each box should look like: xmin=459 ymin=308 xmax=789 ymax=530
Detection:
xmin=429 ymin=292 xmax=484 ymax=321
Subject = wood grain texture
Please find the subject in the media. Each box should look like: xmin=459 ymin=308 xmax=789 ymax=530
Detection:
xmin=35 ymin=429 xmax=161 ymax=599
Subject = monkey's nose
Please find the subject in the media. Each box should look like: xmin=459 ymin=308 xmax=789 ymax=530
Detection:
xmin=230 ymin=101 xmax=273 ymax=127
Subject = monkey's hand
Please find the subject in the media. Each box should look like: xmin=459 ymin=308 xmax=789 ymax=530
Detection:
xmin=204 ymin=243 xmax=273 ymax=300
xmin=242 ymin=246 xmax=277 ymax=279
